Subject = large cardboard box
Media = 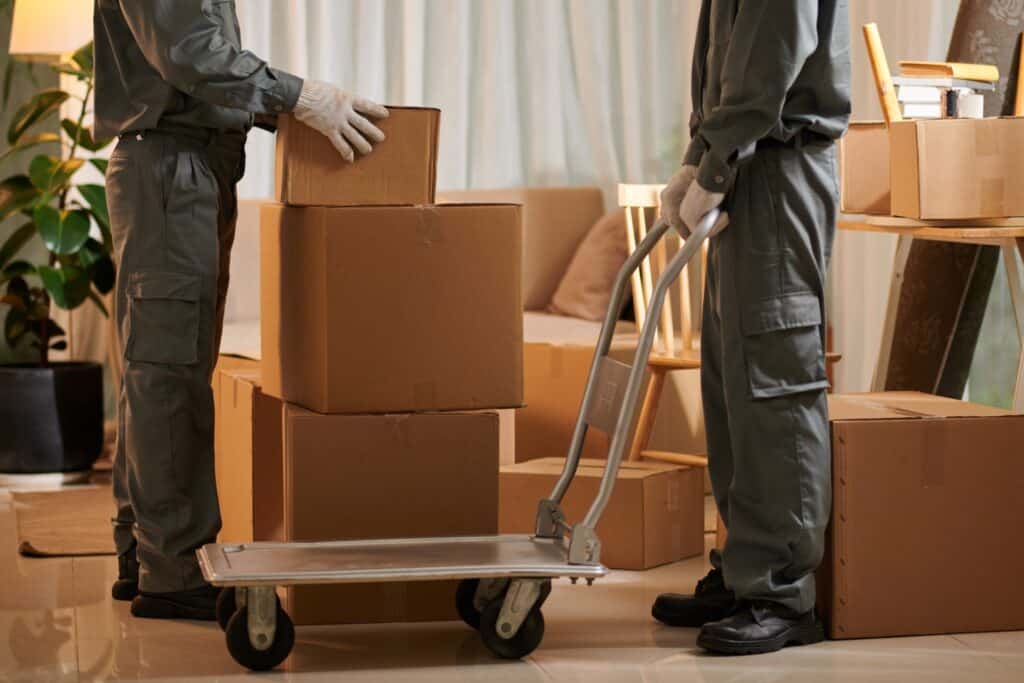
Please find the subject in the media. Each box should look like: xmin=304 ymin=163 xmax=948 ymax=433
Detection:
xmin=212 ymin=367 xmax=501 ymax=625
xmin=275 ymin=107 xmax=440 ymax=207
xmin=890 ymin=117 xmax=1024 ymax=219
xmin=839 ymin=121 xmax=890 ymax=215
xmin=820 ymin=392 xmax=1024 ymax=639
xmin=261 ymin=203 xmax=523 ymax=414
xmin=499 ymin=458 xmax=704 ymax=570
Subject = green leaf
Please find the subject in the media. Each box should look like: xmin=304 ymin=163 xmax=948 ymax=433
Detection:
xmin=86 ymin=289 xmax=109 ymax=317
xmin=0 ymin=222 xmax=35 ymax=269
xmin=89 ymin=158 xmax=109 ymax=175
xmin=8 ymin=89 xmax=70 ymax=146
xmin=78 ymin=184 xmax=110 ymax=244
xmin=84 ymin=245 xmax=115 ymax=294
xmin=38 ymin=265 xmax=91 ymax=310
xmin=52 ymin=64 xmax=90 ymax=81
xmin=49 ymin=340 xmax=68 ymax=351
xmin=27 ymin=317 xmax=65 ymax=339
xmin=0 ymin=175 xmax=41 ymax=222
xmin=29 ymin=155 xmax=84 ymax=192
xmin=6 ymin=276 xmax=29 ymax=300
xmin=71 ymin=42 xmax=94 ymax=75
xmin=61 ymin=119 xmax=112 ymax=153
xmin=0 ymin=132 xmax=61 ymax=165
xmin=1 ymin=294 xmax=26 ymax=311
xmin=2 ymin=261 xmax=35 ymax=283
xmin=4 ymin=308 xmax=27 ymax=346
xmin=35 ymin=207 xmax=91 ymax=255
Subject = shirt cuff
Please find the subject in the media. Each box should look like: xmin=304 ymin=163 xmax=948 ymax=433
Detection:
xmin=682 ymin=136 xmax=707 ymax=168
xmin=696 ymin=150 xmax=736 ymax=194
xmin=269 ymin=69 xmax=304 ymax=114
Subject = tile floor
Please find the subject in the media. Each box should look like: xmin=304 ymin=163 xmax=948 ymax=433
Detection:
xmin=2 ymin=488 xmax=1022 ymax=682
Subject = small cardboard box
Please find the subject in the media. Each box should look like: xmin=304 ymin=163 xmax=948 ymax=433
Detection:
xmin=260 ymin=202 xmax=523 ymax=414
xmin=499 ymin=457 xmax=704 ymax=570
xmin=275 ymin=106 xmax=440 ymax=207
xmin=820 ymin=392 xmax=1024 ymax=639
xmin=890 ymin=117 xmax=1024 ymax=219
xmin=839 ymin=121 xmax=890 ymax=215
xmin=212 ymin=367 xmax=501 ymax=625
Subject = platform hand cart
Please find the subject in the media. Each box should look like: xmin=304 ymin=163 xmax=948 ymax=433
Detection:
xmin=198 ymin=209 xmax=723 ymax=671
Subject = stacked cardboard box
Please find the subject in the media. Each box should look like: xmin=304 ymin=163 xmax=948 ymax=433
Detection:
xmin=215 ymin=108 xmax=524 ymax=625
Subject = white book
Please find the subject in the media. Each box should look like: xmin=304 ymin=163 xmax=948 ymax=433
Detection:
xmin=902 ymin=103 xmax=943 ymax=119
xmin=892 ymin=76 xmax=996 ymax=91
xmin=897 ymin=85 xmax=943 ymax=104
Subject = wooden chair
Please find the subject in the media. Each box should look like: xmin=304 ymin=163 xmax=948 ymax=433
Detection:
xmin=617 ymin=183 xmax=842 ymax=473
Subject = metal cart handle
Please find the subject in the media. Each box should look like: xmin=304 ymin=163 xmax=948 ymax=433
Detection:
xmin=536 ymin=208 xmax=723 ymax=559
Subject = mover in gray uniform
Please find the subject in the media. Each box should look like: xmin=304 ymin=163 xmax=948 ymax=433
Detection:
xmin=94 ymin=0 xmax=388 ymax=620
xmin=654 ymin=0 xmax=851 ymax=655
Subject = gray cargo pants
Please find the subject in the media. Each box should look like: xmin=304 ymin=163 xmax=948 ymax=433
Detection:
xmin=108 ymin=128 xmax=245 ymax=592
xmin=703 ymin=138 xmax=837 ymax=614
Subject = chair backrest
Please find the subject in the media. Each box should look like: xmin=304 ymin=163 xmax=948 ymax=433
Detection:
xmin=617 ymin=183 xmax=706 ymax=355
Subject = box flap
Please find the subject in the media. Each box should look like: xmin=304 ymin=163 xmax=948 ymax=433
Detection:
xmin=830 ymin=392 xmax=1010 ymax=421
xmin=502 ymin=457 xmax=685 ymax=479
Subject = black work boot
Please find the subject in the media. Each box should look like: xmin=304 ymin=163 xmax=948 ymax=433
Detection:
xmin=131 ymin=584 xmax=220 ymax=621
xmin=111 ymin=549 xmax=140 ymax=601
xmin=652 ymin=567 xmax=736 ymax=627
xmin=697 ymin=600 xmax=825 ymax=655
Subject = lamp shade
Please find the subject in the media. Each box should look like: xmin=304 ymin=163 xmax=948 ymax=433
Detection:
xmin=9 ymin=0 xmax=93 ymax=57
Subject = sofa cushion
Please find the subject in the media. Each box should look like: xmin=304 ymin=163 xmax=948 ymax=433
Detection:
xmin=548 ymin=210 xmax=629 ymax=322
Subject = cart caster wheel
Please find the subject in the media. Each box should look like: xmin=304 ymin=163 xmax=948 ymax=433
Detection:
xmin=456 ymin=579 xmax=483 ymax=630
xmin=216 ymin=587 xmax=237 ymax=631
xmin=225 ymin=605 xmax=295 ymax=671
xmin=479 ymin=600 xmax=545 ymax=660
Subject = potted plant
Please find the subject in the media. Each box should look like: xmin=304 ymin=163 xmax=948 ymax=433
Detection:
xmin=0 ymin=41 xmax=114 ymax=474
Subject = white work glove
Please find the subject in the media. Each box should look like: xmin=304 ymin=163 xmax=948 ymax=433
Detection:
xmin=679 ymin=181 xmax=729 ymax=239
xmin=293 ymin=80 xmax=389 ymax=162
xmin=659 ymin=165 xmax=696 ymax=236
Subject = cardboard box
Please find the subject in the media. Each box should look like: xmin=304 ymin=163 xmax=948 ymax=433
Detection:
xmin=260 ymin=203 xmax=523 ymax=414
xmin=820 ymin=392 xmax=1024 ymax=639
xmin=839 ymin=121 xmax=890 ymax=215
xmin=890 ymin=117 xmax=1024 ymax=219
xmin=275 ymin=107 xmax=440 ymax=207
xmin=499 ymin=458 xmax=704 ymax=570
xmin=212 ymin=367 xmax=500 ymax=625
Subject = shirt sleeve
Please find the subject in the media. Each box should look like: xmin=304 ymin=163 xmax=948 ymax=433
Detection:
xmin=118 ymin=0 xmax=303 ymax=115
xmin=692 ymin=0 xmax=819 ymax=193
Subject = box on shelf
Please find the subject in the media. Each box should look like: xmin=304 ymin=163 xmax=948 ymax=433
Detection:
xmin=499 ymin=457 xmax=704 ymax=570
xmin=890 ymin=117 xmax=1024 ymax=219
xmin=275 ymin=106 xmax=440 ymax=207
xmin=839 ymin=121 xmax=890 ymax=215
xmin=260 ymin=203 xmax=523 ymax=414
xmin=212 ymin=367 xmax=501 ymax=625
xmin=820 ymin=391 xmax=1024 ymax=639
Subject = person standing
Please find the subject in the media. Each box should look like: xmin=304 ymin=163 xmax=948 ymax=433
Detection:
xmin=653 ymin=0 xmax=851 ymax=654
xmin=94 ymin=0 xmax=389 ymax=620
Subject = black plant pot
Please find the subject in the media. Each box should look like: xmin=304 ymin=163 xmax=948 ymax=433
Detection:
xmin=0 ymin=362 xmax=104 ymax=473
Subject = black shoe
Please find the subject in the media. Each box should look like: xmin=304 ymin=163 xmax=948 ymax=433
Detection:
xmin=131 ymin=585 xmax=220 ymax=621
xmin=652 ymin=567 xmax=736 ymax=628
xmin=697 ymin=601 xmax=825 ymax=655
xmin=111 ymin=550 xmax=140 ymax=602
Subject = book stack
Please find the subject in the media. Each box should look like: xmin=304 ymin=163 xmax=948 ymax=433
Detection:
xmin=894 ymin=61 xmax=998 ymax=119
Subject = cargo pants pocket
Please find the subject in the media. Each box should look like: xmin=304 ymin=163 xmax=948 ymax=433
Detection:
xmin=125 ymin=271 xmax=201 ymax=365
xmin=741 ymin=292 xmax=828 ymax=399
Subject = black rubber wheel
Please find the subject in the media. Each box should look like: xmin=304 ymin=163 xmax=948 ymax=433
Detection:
xmin=225 ymin=605 xmax=295 ymax=671
xmin=455 ymin=579 xmax=483 ymax=630
xmin=216 ymin=587 xmax=237 ymax=632
xmin=479 ymin=600 xmax=545 ymax=660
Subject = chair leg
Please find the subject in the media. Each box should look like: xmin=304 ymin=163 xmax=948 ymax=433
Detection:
xmin=628 ymin=366 xmax=666 ymax=462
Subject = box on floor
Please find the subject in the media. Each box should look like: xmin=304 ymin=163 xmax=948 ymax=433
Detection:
xmin=213 ymin=367 xmax=501 ymax=625
xmin=260 ymin=202 xmax=523 ymax=415
xmin=820 ymin=392 xmax=1024 ymax=639
xmin=891 ymin=117 xmax=1024 ymax=219
xmin=499 ymin=457 xmax=704 ymax=570
xmin=839 ymin=121 xmax=890 ymax=215
xmin=275 ymin=107 xmax=440 ymax=207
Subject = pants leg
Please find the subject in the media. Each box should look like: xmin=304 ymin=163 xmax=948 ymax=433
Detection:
xmin=108 ymin=132 xmax=240 ymax=592
xmin=705 ymin=142 xmax=838 ymax=613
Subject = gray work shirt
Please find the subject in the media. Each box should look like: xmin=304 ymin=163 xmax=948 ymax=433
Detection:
xmin=684 ymin=0 xmax=851 ymax=194
xmin=93 ymin=0 xmax=303 ymax=140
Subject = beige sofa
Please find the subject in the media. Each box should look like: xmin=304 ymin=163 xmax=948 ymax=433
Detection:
xmin=222 ymin=188 xmax=705 ymax=463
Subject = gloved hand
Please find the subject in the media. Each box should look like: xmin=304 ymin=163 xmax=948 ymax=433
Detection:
xmin=659 ymin=165 xmax=696 ymax=236
xmin=293 ymin=80 xmax=389 ymax=162
xmin=679 ymin=181 xmax=729 ymax=238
